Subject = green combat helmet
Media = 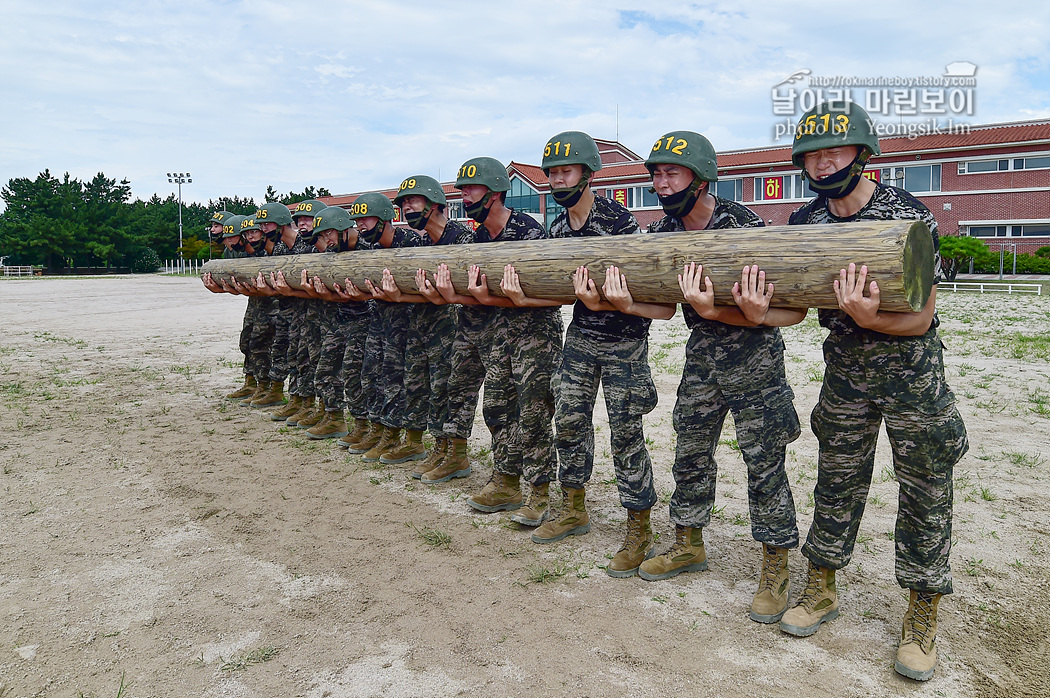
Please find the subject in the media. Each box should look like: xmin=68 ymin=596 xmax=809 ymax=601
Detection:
xmin=542 ymin=130 xmax=602 ymax=207
xmin=455 ymin=157 xmax=509 ymax=223
xmin=256 ymin=202 xmax=294 ymax=227
xmin=348 ymin=193 xmax=395 ymax=244
xmin=208 ymin=210 xmax=233 ymax=242
xmin=394 ymin=175 xmax=446 ymax=230
xmin=791 ymin=101 xmax=880 ymax=199
xmin=222 ymin=214 xmax=245 ymax=239
xmin=309 ymin=205 xmax=353 ymax=246
xmin=292 ymin=199 xmax=326 ymax=221
xmin=644 ymin=130 xmax=718 ymax=218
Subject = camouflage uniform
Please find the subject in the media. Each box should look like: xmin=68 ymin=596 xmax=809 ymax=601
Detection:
xmin=552 ymin=195 xmax=657 ymax=510
xmin=268 ymin=233 xmax=313 ymax=388
xmin=443 ymin=211 xmax=560 ymax=485
xmin=367 ymin=228 xmax=424 ymax=428
xmin=312 ymin=242 xmax=373 ymax=413
xmin=402 ymin=221 xmax=468 ymax=438
xmin=650 ymin=198 xmax=801 ymax=547
xmin=790 ymin=182 xmax=968 ymax=595
xmin=221 ymin=246 xmax=253 ymax=375
xmin=245 ymin=247 xmax=275 ymax=383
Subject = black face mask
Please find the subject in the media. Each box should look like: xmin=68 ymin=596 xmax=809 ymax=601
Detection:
xmin=404 ymin=208 xmax=431 ymax=230
xmin=657 ymin=177 xmax=704 ymax=218
xmin=465 ymin=192 xmax=494 ymax=223
xmin=551 ymin=172 xmax=591 ymax=208
xmin=358 ymin=221 xmax=384 ymax=245
xmin=804 ymin=149 xmax=870 ymax=199
xmin=264 ymin=226 xmax=282 ymax=243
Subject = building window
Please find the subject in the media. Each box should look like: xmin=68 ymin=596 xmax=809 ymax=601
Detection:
xmin=881 ymin=164 xmax=940 ymax=193
xmin=446 ymin=200 xmax=463 ymax=220
xmin=1019 ymin=223 xmax=1050 ymax=236
xmin=753 ymin=174 xmax=814 ymax=201
xmin=506 ymin=178 xmax=540 ymax=213
xmin=603 ymin=186 xmax=660 ymax=210
xmin=1014 ymin=156 xmax=1050 ymax=170
xmin=967 ymin=225 xmax=1008 ymax=238
xmin=712 ymin=178 xmax=743 ymax=201
xmin=958 ymin=156 xmax=1050 ymax=174
xmin=966 ymin=223 xmax=1050 ymax=238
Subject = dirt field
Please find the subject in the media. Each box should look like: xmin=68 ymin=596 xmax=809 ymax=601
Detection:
xmin=1 ymin=275 xmax=1048 ymax=698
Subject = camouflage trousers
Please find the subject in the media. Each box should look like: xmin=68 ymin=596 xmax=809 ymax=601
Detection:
xmin=804 ymin=327 xmax=968 ymax=595
xmin=366 ymin=301 xmax=410 ymax=428
xmin=238 ymin=300 xmax=251 ymax=374
xmin=555 ymin=324 xmax=657 ymax=511
xmin=313 ymin=304 xmax=366 ymax=412
xmin=403 ymin=303 xmax=456 ymax=436
xmin=443 ymin=319 xmax=497 ymax=441
xmin=671 ymin=325 xmax=801 ymax=547
xmin=245 ymin=297 xmax=275 ymax=382
xmin=267 ymin=297 xmax=295 ymax=385
xmin=291 ymin=299 xmax=325 ymax=398
xmin=484 ymin=309 xmax=562 ymax=486
xmin=341 ymin=312 xmax=371 ymax=419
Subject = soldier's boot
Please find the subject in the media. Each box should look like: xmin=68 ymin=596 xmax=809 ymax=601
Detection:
xmin=307 ymin=410 xmax=349 ymax=440
xmin=466 ymin=472 xmax=522 ymax=513
xmin=250 ymin=380 xmax=284 ymax=409
xmin=363 ymin=427 xmax=401 ymax=462
xmin=607 ymin=509 xmax=655 ymax=578
xmin=638 ymin=526 xmax=708 ymax=581
xmin=380 ymin=429 xmax=428 ymax=464
xmin=779 ymin=562 xmax=839 ymax=637
xmin=226 ymin=374 xmax=257 ymax=400
xmin=240 ymin=380 xmax=267 ymax=406
xmin=532 ymin=487 xmax=590 ymax=543
xmin=296 ymin=398 xmax=326 ymax=429
xmin=420 ymin=437 xmax=471 ymax=484
xmin=410 ymin=437 xmax=447 ymax=479
xmin=750 ymin=544 xmax=791 ymax=623
xmin=270 ymin=394 xmax=303 ymax=422
xmin=509 ymin=482 xmax=550 ymax=527
xmin=285 ymin=395 xmax=315 ymax=426
xmin=339 ymin=418 xmax=370 ymax=450
xmin=346 ymin=421 xmax=383 ymax=454
xmin=895 ymin=590 xmax=942 ymax=681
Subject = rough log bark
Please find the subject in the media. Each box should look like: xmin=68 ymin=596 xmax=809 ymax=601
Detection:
xmin=201 ymin=220 xmax=934 ymax=312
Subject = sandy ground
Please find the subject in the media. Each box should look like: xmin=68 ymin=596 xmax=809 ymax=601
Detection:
xmin=1 ymin=275 xmax=1048 ymax=698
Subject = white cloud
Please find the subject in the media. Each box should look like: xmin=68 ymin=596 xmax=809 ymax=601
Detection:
xmin=0 ymin=0 xmax=1048 ymax=205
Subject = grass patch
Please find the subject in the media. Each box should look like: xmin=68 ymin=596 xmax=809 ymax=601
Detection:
xmin=407 ymin=522 xmax=452 ymax=550
xmin=219 ymin=645 xmax=280 ymax=671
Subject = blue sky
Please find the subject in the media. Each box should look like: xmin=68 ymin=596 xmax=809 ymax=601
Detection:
xmin=1 ymin=1 xmax=1048 ymax=206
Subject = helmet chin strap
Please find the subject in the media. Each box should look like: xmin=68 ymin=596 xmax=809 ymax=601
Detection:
xmin=465 ymin=192 xmax=495 ymax=223
xmin=551 ymin=172 xmax=592 ymax=208
xmin=657 ymin=176 xmax=704 ymax=218
xmin=805 ymin=150 xmax=871 ymax=199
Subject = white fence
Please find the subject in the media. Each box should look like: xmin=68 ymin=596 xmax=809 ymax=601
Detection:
xmin=2 ymin=265 xmax=34 ymax=277
xmin=939 ymin=281 xmax=1042 ymax=295
xmin=162 ymin=259 xmax=204 ymax=275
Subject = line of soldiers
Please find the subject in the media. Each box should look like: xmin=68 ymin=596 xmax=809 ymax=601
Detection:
xmin=202 ymin=102 xmax=967 ymax=682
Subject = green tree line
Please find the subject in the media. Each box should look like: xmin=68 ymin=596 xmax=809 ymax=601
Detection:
xmin=0 ymin=170 xmax=330 ymax=272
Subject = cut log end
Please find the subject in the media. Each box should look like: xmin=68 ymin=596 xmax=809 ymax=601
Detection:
xmin=901 ymin=220 xmax=935 ymax=311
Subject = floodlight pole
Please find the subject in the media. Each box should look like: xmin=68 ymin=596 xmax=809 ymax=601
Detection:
xmin=167 ymin=172 xmax=192 ymax=272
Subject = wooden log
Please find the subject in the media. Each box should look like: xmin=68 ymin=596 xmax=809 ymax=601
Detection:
xmin=201 ymin=220 xmax=934 ymax=312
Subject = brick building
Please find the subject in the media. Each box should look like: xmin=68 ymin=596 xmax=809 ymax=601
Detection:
xmin=324 ymin=120 xmax=1050 ymax=253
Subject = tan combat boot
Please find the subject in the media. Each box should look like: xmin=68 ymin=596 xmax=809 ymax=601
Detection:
xmin=420 ymin=437 xmax=471 ymax=483
xmin=532 ymin=486 xmax=590 ymax=543
xmin=607 ymin=509 xmax=655 ymax=578
xmin=638 ymin=526 xmax=708 ymax=581
xmin=307 ymin=410 xmax=349 ymax=440
xmin=285 ymin=395 xmax=315 ymax=426
xmin=250 ymin=380 xmax=284 ymax=409
xmin=895 ymin=590 xmax=942 ymax=681
xmin=339 ymin=418 xmax=370 ymax=450
xmin=410 ymin=437 xmax=447 ymax=479
xmin=363 ymin=427 xmax=401 ymax=462
xmin=750 ymin=544 xmax=790 ymax=623
xmin=780 ymin=562 xmax=839 ymax=637
xmin=380 ymin=429 xmax=428 ymax=464
xmin=270 ymin=394 xmax=303 ymax=422
xmin=240 ymin=380 xmax=267 ymax=406
xmin=226 ymin=374 xmax=257 ymax=400
xmin=297 ymin=398 xmax=326 ymax=429
xmin=467 ymin=471 xmax=522 ymax=513
xmin=509 ymin=482 xmax=550 ymax=527
xmin=347 ymin=421 xmax=383 ymax=454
